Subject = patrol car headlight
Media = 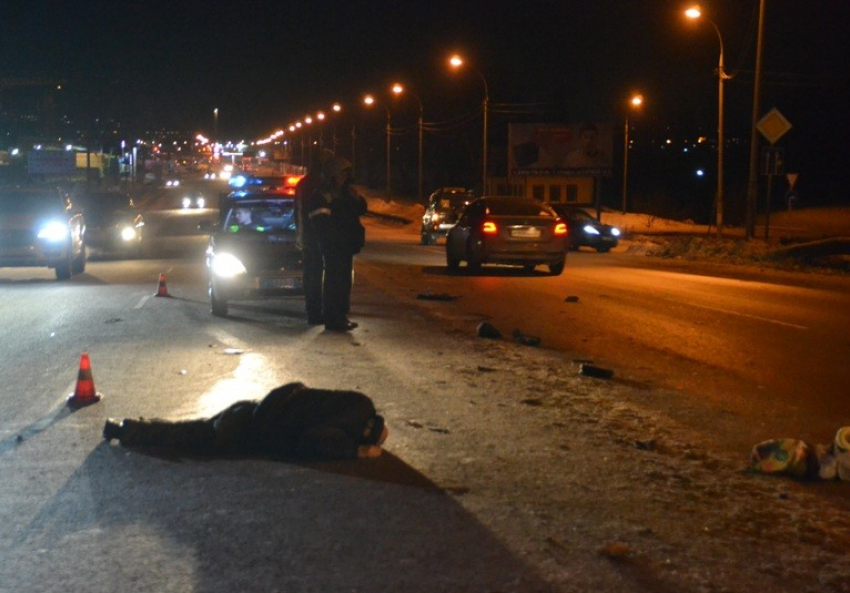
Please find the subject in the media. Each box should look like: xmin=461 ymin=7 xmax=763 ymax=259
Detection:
xmin=120 ymin=226 xmax=138 ymax=242
xmin=211 ymin=252 xmax=247 ymax=278
xmin=37 ymin=220 xmax=69 ymax=243
xmin=611 ymin=227 xmax=621 ymax=237
xmin=582 ymin=225 xmax=600 ymax=235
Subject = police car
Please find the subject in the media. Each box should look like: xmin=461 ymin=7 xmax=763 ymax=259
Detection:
xmin=204 ymin=174 xmax=305 ymax=317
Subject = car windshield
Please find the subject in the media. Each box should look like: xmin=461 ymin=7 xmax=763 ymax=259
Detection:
xmin=0 ymin=192 xmax=66 ymax=214
xmin=485 ymin=199 xmax=554 ymax=217
xmin=80 ymin=193 xmax=132 ymax=213
xmin=224 ymin=199 xmax=296 ymax=233
xmin=436 ymin=194 xmax=470 ymax=210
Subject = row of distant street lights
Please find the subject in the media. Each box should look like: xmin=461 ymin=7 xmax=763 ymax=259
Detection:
xmin=253 ymin=4 xmax=765 ymax=239
xmin=253 ymin=54 xmax=486 ymax=202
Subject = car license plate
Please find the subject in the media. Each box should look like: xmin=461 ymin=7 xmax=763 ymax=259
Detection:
xmin=259 ymin=277 xmax=301 ymax=290
xmin=510 ymin=227 xmax=541 ymax=238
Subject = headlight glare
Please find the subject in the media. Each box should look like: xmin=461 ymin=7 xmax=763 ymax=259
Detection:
xmin=211 ymin=252 xmax=247 ymax=277
xmin=120 ymin=226 xmax=138 ymax=242
xmin=611 ymin=228 xmax=621 ymax=237
xmin=37 ymin=221 xmax=69 ymax=242
xmin=582 ymin=225 xmax=600 ymax=235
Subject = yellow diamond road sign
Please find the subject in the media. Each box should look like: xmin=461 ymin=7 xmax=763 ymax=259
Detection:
xmin=757 ymin=108 xmax=792 ymax=144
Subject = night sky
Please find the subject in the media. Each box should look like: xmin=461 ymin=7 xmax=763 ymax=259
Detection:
xmin=2 ymin=0 xmax=848 ymax=201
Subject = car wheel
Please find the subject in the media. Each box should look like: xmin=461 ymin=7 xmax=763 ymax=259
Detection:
xmin=523 ymin=264 xmax=536 ymax=273
xmin=72 ymin=243 xmax=86 ymax=274
xmin=466 ymin=236 xmax=483 ymax=270
xmin=548 ymin=257 xmax=565 ymax=276
xmin=596 ymin=246 xmax=610 ymax=253
xmin=55 ymin=257 xmax=72 ymax=280
xmin=210 ymin=286 xmax=228 ymax=317
xmin=446 ymin=247 xmax=460 ymax=270
xmin=420 ymin=229 xmax=430 ymax=245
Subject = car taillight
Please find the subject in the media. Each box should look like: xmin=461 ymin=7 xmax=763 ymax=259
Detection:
xmin=482 ymin=221 xmax=498 ymax=234
xmin=554 ymin=222 xmax=568 ymax=235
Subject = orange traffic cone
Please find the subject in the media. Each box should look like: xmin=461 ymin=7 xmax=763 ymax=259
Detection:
xmin=67 ymin=352 xmax=102 ymax=408
xmin=154 ymin=272 xmax=171 ymax=297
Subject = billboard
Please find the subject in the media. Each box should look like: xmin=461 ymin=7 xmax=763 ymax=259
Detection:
xmin=509 ymin=123 xmax=613 ymax=177
xmin=27 ymin=150 xmax=76 ymax=176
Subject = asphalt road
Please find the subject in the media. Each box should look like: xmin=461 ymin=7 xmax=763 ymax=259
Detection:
xmin=361 ymin=221 xmax=850 ymax=451
xmin=1 ymin=194 xmax=849 ymax=591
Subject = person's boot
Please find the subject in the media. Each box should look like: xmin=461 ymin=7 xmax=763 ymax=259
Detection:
xmin=102 ymin=418 xmax=123 ymax=441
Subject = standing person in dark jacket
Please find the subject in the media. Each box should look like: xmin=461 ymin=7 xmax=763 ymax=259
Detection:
xmin=102 ymin=382 xmax=389 ymax=460
xmin=296 ymin=148 xmax=335 ymax=325
xmin=304 ymin=156 xmax=367 ymax=332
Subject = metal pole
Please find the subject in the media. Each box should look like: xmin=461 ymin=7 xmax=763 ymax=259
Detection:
xmin=621 ymin=116 xmax=629 ymax=214
xmin=717 ymin=43 xmax=725 ymax=237
xmin=745 ymin=0 xmax=766 ymax=240
xmin=482 ymin=95 xmax=488 ymax=195
xmin=418 ymin=111 xmax=424 ymax=202
xmin=385 ymin=116 xmax=391 ymax=195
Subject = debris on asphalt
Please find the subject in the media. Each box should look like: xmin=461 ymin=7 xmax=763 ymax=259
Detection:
xmin=417 ymin=292 xmax=460 ymax=301
xmin=565 ymin=295 xmax=580 ymax=303
xmin=579 ymin=363 xmax=614 ymax=379
xmin=476 ymin=322 xmax=502 ymax=339
xmin=750 ymin=427 xmax=850 ymax=481
xmin=512 ymin=329 xmax=541 ymax=346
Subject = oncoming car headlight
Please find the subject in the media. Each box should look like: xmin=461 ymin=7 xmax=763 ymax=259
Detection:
xmin=37 ymin=221 xmax=69 ymax=242
xmin=582 ymin=224 xmax=601 ymax=235
xmin=611 ymin=227 xmax=621 ymax=237
xmin=120 ymin=226 xmax=138 ymax=242
xmin=210 ymin=252 xmax=247 ymax=278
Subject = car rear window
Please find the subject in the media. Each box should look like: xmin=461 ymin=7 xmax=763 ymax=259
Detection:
xmin=485 ymin=199 xmax=554 ymax=217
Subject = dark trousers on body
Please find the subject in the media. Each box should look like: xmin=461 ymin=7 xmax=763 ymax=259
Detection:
xmin=322 ymin=248 xmax=353 ymax=326
xmin=302 ymin=246 xmax=324 ymax=322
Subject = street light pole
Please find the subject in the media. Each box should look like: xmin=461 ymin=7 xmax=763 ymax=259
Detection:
xmin=622 ymin=94 xmax=643 ymax=214
xmin=392 ymin=83 xmax=425 ymax=201
xmin=449 ymin=55 xmax=489 ymax=195
xmin=686 ymin=7 xmax=729 ymax=237
xmin=364 ymin=94 xmax=392 ymax=195
xmin=745 ymin=0 xmax=767 ymax=240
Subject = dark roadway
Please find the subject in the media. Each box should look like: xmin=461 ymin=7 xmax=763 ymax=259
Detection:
xmin=360 ymin=220 xmax=850 ymax=453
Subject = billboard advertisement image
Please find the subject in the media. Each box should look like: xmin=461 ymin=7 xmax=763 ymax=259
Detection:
xmin=510 ymin=123 xmax=613 ymax=177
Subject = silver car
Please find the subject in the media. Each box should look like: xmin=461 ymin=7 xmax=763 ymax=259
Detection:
xmin=446 ymin=196 xmax=567 ymax=275
xmin=0 ymin=188 xmax=86 ymax=279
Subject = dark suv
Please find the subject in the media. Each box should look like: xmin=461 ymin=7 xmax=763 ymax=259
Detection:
xmin=421 ymin=187 xmax=475 ymax=245
xmin=204 ymin=188 xmax=303 ymax=317
xmin=0 ymin=187 xmax=86 ymax=279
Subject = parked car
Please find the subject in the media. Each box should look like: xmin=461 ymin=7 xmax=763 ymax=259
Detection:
xmin=421 ymin=187 xmax=475 ymax=245
xmin=76 ymin=190 xmax=145 ymax=258
xmin=549 ymin=205 xmax=620 ymax=252
xmin=203 ymin=187 xmax=303 ymax=317
xmin=446 ymin=196 xmax=567 ymax=275
xmin=0 ymin=187 xmax=86 ymax=279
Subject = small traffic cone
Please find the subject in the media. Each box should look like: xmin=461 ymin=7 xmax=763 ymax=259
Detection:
xmin=67 ymin=352 xmax=102 ymax=408
xmin=154 ymin=272 xmax=171 ymax=297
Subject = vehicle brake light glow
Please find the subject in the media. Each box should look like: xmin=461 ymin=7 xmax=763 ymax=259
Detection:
xmin=554 ymin=222 xmax=567 ymax=235
xmin=482 ymin=221 xmax=498 ymax=234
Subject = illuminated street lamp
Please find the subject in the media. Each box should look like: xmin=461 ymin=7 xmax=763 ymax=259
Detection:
xmin=316 ymin=111 xmax=325 ymax=153
xmin=392 ymin=82 xmax=424 ymax=201
xmin=686 ymin=5 xmax=731 ymax=237
xmin=331 ymin=103 xmax=342 ymax=155
xmin=449 ymin=54 xmax=489 ymax=194
xmin=622 ymin=93 xmax=644 ymax=214
xmin=364 ymin=94 xmax=392 ymax=194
